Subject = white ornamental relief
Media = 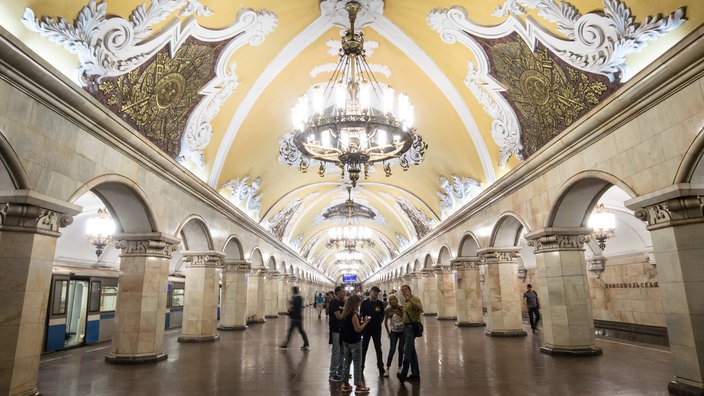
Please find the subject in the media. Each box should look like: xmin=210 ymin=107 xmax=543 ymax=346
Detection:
xmin=438 ymin=174 xmax=483 ymax=218
xmin=428 ymin=0 xmax=685 ymax=165
xmin=219 ymin=176 xmax=263 ymax=221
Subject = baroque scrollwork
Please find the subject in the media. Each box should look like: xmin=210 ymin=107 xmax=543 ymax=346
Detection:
xmin=219 ymin=176 xmax=263 ymax=221
xmin=528 ymin=233 xmax=588 ymax=253
xmin=395 ymin=196 xmax=433 ymax=240
xmin=266 ymin=198 xmax=303 ymax=241
xmin=438 ymin=174 xmax=482 ymax=218
xmin=115 ymin=239 xmax=178 ymax=257
xmin=634 ymin=196 xmax=704 ymax=230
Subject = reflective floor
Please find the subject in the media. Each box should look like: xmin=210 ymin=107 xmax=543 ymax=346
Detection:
xmin=38 ymin=308 xmax=674 ymax=395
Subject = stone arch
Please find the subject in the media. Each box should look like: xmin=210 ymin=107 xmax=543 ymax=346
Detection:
xmin=175 ymin=215 xmax=214 ymax=251
xmin=267 ymin=256 xmax=277 ymax=271
xmin=423 ymin=253 xmax=434 ymax=268
xmin=70 ymin=174 xmax=158 ymax=233
xmin=222 ymin=236 xmax=244 ymax=260
xmin=250 ymin=248 xmax=264 ymax=267
xmin=675 ymin=128 xmax=704 ymax=183
xmin=437 ymin=245 xmax=453 ymax=265
xmin=458 ymin=233 xmax=481 ymax=256
xmin=0 ymin=131 xmax=29 ymax=189
xmin=413 ymin=259 xmax=421 ymax=272
xmin=490 ymin=212 xmax=530 ymax=247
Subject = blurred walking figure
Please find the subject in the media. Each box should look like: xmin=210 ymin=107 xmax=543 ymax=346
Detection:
xmin=280 ymin=286 xmax=309 ymax=350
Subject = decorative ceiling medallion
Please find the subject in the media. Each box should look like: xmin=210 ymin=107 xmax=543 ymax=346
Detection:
xmin=428 ymin=0 xmax=685 ymax=165
xmin=95 ymin=43 xmax=217 ymax=156
xmin=23 ymin=0 xmax=278 ymax=167
xmin=477 ymin=35 xmax=616 ymax=157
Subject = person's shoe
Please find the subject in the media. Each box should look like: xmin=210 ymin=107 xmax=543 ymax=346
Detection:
xmin=396 ymin=373 xmax=406 ymax=383
xmin=301 ymin=345 xmax=309 ymax=350
xmin=355 ymin=385 xmax=370 ymax=394
xmin=531 ymin=328 xmax=536 ymax=334
xmin=329 ymin=374 xmax=342 ymax=382
xmin=383 ymin=366 xmax=389 ymax=377
xmin=341 ymin=383 xmax=353 ymax=392
xmin=407 ymin=375 xmax=421 ymax=381
xmin=278 ymin=344 xmax=287 ymax=349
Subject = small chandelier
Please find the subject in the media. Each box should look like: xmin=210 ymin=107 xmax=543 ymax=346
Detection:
xmin=588 ymin=203 xmax=616 ymax=250
xmin=325 ymin=187 xmax=375 ymax=249
xmin=86 ymin=208 xmax=116 ymax=259
xmin=280 ymin=1 xmax=427 ymax=187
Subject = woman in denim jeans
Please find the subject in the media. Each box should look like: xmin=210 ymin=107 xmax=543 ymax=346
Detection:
xmin=340 ymin=294 xmax=370 ymax=394
xmin=383 ymin=294 xmax=405 ymax=376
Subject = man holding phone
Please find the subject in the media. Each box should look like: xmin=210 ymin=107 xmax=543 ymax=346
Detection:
xmin=360 ymin=286 xmax=386 ymax=376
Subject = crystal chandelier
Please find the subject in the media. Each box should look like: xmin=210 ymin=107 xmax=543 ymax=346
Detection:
xmin=588 ymin=203 xmax=616 ymax=250
xmin=86 ymin=208 xmax=116 ymax=259
xmin=280 ymin=1 xmax=427 ymax=187
xmin=325 ymin=187 xmax=375 ymax=249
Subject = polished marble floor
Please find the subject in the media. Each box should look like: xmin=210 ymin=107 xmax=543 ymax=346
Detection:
xmin=38 ymin=308 xmax=674 ymax=395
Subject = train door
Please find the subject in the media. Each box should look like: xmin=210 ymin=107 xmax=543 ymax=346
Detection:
xmin=64 ymin=279 xmax=90 ymax=348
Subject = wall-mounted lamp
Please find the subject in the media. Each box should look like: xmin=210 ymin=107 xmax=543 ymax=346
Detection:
xmin=86 ymin=208 xmax=116 ymax=259
xmin=588 ymin=203 xmax=616 ymax=250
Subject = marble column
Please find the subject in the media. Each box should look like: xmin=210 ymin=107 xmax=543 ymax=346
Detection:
xmin=628 ymin=192 xmax=704 ymax=395
xmin=218 ymin=260 xmax=251 ymax=331
xmin=0 ymin=194 xmax=78 ymax=395
xmin=277 ymin=274 xmax=290 ymax=315
xmin=246 ymin=267 xmax=267 ymax=323
xmin=478 ymin=247 xmax=526 ymax=337
xmin=435 ymin=265 xmax=457 ymax=320
xmin=178 ymin=251 xmax=224 ymax=342
xmin=421 ymin=269 xmax=437 ymax=316
xmin=265 ymin=271 xmax=280 ymax=319
xmin=106 ymin=232 xmax=180 ymax=364
xmin=452 ymin=257 xmax=485 ymax=327
xmin=524 ymin=228 xmax=601 ymax=355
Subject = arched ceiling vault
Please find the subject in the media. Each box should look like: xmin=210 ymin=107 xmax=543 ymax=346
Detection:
xmin=5 ymin=0 xmax=699 ymax=281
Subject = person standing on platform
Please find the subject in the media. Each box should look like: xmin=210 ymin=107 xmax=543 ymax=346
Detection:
xmin=523 ymin=284 xmax=541 ymax=333
xmin=328 ymin=285 xmax=346 ymax=381
xmin=383 ymin=294 xmax=405 ymax=376
xmin=360 ymin=286 xmax=386 ymax=376
xmin=315 ymin=292 xmax=325 ymax=319
xmin=340 ymin=294 xmax=371 ymax=394
xmin=398 ymin=284 xmax=423 ymax=383
xmin=280 ymin=286 xmax=310 ymax=350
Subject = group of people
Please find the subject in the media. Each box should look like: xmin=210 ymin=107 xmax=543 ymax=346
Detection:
xmin=326 ymin=284 xmax=424 ymax=393
xmin=281 ymin=281 xmax=540 ymax=394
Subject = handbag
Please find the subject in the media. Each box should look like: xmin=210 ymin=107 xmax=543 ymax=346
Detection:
xmin=413 ymin=321 xmax=423 ymax=337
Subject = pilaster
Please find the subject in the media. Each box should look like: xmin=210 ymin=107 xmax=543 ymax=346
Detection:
xmin=178 ymin=251 xmax=224 ymax=342
xmin=435 ymin=265 xmax=457 ymax=320
xmin=265 ymin=271 xmax=280 ymax=319
xmin=0 ymin=193 xmax=79 ymax=396
xmin=478 ymin=247 xmax=526 ymax=337
xmin=219 ymin=260 xmax=251 ymax=331
xmin=628 ymin=190 xmax=704 ymax=395
xmin=277 ymin=274 xmax=290 ymax=315
xmin=420 ymin=269 xmax=438 ymax=316
xmin=105 ymin=232 xmax=180 ymax=364
xmin=452 ymin=257 xmax=485 ymax=327
xmin=525 ymin=228 xmax=601 ymax=356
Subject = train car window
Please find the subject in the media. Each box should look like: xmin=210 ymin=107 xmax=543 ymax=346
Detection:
xmin=89 ymin=281 xmax=101 ymax=312
xmin=171 ymin=287 xmax=185 ymax=307
xmin=51 ymin=279 xmax=68 ymax=315
xmin=101 ymin=286 xmax=118 ymax=312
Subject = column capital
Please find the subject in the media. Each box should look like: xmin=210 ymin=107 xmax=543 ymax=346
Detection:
xmin=182 ymin=251 xmax=225 ymax=268
xmin=433 ymin=264 xmax=452 ymax=273
xmin=223 ymin=259 xmax=251 ymax=273
xmin=477 ymin=247 xmax=521 ymax=263
xmin=114 ymin=232 xmax=180 ymax=258
xmin=450 ymin=256 xmax=481 ymax=269
xmin=634 ymin=196 xmax=704 ymax=230
xmin=524 ymin=228 xmax=590 ymax=253
xmin=0 ymin=190 xmax=80 ymax=235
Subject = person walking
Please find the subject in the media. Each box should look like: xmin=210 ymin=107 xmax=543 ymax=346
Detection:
xmin=523 ymin=284 xmax=541 ymax=333
xmin=383 ymin=294 xmax=404 ymax=376
xmin=398 ymin=284 xmax=423 ymax=383
xmin=280 ymin=286 xmax=310 ymax=350
xmin=315 ymin=292 xmax=325 ymax=319
xmin=328 ymin=286 xmax=346 ymax=381
xmin=340 ymin=294 xmax=371 ymax=394
xmin=360 ymin=286 xmax=385 ymax=376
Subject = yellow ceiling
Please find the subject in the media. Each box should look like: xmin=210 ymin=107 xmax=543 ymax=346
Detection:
xmin=2 ymin=0 xmax=700 ymax=281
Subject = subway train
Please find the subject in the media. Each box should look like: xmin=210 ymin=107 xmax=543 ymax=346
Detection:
xmin=44 ymin=265 xmax=186 ymax=353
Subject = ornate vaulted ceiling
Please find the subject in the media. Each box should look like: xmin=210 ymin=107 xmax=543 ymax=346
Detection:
xmin=1 ymin=0 xmax=699 ymax=281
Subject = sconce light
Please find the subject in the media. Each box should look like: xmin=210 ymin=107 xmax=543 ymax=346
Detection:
xmin=86 ymin=208 xmax=116 ymax=259
xmin=588 ymin=203 xmax=616 ymax=250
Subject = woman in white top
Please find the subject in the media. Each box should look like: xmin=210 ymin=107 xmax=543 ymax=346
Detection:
xmin=383 ymin=294 xmax=405 ymax=376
